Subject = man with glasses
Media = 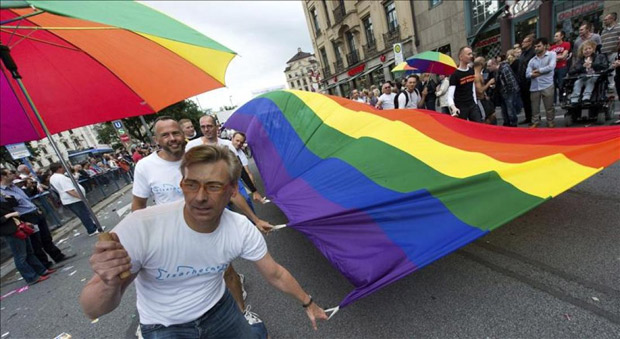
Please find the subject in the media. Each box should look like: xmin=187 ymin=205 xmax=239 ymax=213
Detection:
xmin=132 ymin=116 xmax=271 ymax=326
xmin=376 ymin=81 xmax=396 ymax=109
xmin=81 ymin=145 xmax=328 ymax=338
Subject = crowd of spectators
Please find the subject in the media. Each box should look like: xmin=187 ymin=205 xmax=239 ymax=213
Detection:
xmin=345 ymin=13 xmax=620 ymax=127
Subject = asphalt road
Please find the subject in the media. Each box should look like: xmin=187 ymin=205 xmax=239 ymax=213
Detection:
xmin=1 ymin=117 xmax=619 ymax=338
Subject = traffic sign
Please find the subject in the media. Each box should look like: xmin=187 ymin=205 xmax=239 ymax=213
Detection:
xmin=113 ymin=120 xmax=123 ymax=129
xmin=120 ymin=135 xmax=130 ymax=142
xmin=6 ymin=143 xmax=31 ymax=160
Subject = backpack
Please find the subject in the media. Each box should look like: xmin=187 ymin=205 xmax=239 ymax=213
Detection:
xmin=393 ymin=89 xmax=418 ymax=108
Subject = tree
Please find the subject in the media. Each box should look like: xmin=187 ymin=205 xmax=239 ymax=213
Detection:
xmin=0 ymin=142 xmax=41 ymax=168
xmin=94 ymin=99 xmax=206 ymax=145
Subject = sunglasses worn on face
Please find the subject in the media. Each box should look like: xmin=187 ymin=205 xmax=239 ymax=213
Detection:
xmin=180 ymin=180 xmax=229 ymax=193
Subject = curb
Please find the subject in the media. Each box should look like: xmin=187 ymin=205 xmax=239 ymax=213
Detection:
xmin=0 ymin=184 xmax=133 ymax=280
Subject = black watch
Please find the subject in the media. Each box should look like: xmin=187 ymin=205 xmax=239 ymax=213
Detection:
xmin=302 ymin=295 xmax=313 ymax=308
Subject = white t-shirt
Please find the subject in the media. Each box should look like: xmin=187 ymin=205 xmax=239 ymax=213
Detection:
xmin=186 ymin=137 xmax=234 ymax=152
xmin=113 ymin=200 xmax=267 ymax=326
xmin=232 ymin=147 xmax=249 ymax=167
xmin=132 ymin=152 xmax=183 ymax=205
xmin=50 ymin=173 xmax=85 ymax=205
xmin=378 ymin=93 xmax=396 ymax=109
xmin=397 ymin=89 xmax=420 ymax=109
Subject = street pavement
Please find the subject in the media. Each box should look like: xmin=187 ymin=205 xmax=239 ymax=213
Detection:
xmin=1 ymin=115 xmax=619 ymax=338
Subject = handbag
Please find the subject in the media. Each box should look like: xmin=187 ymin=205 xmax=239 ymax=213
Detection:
xmin=13 ymin=218 xmax=35 ymax=240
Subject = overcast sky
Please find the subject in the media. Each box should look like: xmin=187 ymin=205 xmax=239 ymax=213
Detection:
xmin=144 ymin=1 xmax=314 ymax=111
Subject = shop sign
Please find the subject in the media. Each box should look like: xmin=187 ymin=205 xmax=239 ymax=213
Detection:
xmin=474 ymin=34 xmax=501 ymax=48
xmin=347 ymin=63 xmax=366 ymax=76
xmin=556 ymin=0 xmax=604 ymax=22
xmin=508 ymin=0 xmax=542 ymax=19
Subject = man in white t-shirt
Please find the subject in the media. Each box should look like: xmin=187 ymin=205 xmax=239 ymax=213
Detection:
xmin=396 ymin=75 xmax=428 ymax=109
xmin=375 ymin=81 xmax=396 ymax=109
xmin=80 ymin=145 xmax=328 ymax=338
xmin=230 ymin=131 xmax=264 ymax=204
xmin=49 ymin=163 xmax=98 ymax=235
xmin=133 ymin=116 xmax=271 ymax=322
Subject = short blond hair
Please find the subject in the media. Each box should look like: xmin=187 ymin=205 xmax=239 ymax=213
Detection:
xmin=180 ymin=145 xmax=241 ymax=184
xmin=578 ymin=40 xmax=597 ymax=58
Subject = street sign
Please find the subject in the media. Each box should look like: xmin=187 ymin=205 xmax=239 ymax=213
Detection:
xmin=113 ymin=120 xmax=123 ymax=129
xmin=6 ymin=143 xmax=31 ymax=160
xmin=393 ymin=43 xmax=404 ymax=65
xmin=117 ymin=128 xmax=126 ymax=135
xmin=120 ymin=135 xmax=130 ymax=142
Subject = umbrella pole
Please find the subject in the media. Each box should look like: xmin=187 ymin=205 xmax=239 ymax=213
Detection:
xmin=1 ymin=44 xmax=104 ymax=232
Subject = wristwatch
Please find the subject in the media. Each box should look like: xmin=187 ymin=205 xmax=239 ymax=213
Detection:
xmin=302 ymin=295 xmax=313 ymax=308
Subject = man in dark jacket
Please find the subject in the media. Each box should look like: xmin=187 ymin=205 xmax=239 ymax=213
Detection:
xmin=517 ymin=34 xmax=536 ymax=124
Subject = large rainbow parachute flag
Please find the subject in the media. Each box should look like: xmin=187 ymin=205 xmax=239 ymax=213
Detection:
xmin=225 ymin=90 xmax=620 ymax=309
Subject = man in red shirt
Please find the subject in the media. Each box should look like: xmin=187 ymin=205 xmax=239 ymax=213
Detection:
xmin=131 ymin=147 xmax=143 ymax=163
xmin=550 ymin=30 xmax=571 ymax=103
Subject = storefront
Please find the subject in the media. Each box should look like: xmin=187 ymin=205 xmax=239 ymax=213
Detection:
xmin=473 ymin=27 xmax=501 ymax=58
xmin=554 ymin=0 xmax=605 ymax=43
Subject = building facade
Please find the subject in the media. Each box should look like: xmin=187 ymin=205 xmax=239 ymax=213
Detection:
xmin=30 ymin=125 xmax=104 ymax=168
xmin=302 ymin=0 xmax=419 ymax=97
xmin=303 ymin=0 xmax=620 ymax=97
xmin=284 ymin=48 xmax=321 ymax=92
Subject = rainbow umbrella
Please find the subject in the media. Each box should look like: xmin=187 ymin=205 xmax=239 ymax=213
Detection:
xmin=405 ymin=51 xmax=456 ymax=76
xmin=390 ymin=61 xmax=418 ymax=76
xmin=1 ymin=1 xmax=235 ymax=230
xmin=1 ymin=0 xmax=236 ymax=145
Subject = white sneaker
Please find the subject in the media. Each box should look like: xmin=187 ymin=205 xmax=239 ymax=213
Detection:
xmin=238 ymin=273 xmax=247 ymax=301
xmin=243 ymin=305 xmax=263 ymax=325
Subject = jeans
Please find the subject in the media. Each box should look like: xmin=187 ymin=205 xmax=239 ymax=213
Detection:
xmin=520 ymin=81 xmax=532 ymax=122
xmin=554 ymin=66 xmax=568 ymax=103
xmin=500 ymin=92 xmax=518 ymax=126
xmin=21 ymin=211 xmax=64 ymax=266
xmin=3 ymin=236 xmax=47 ymax=283
xmin=456 ymin=103 xmax=482 ymax=122
xmin=531 ymin=85 xmax=555 ymax=124
xmin=140 ymin=289 xmax=267 ymax=339
xmin=440 ymin=106 xmax=451 ymax=114
xmin=570 ymin=76 xmax=599 ymax=103
xmin=65 ymin=201 xmax=98 ymax=234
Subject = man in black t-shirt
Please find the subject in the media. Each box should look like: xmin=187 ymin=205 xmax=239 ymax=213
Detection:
xmin=447 ymin=46 xmax=482 ymax=122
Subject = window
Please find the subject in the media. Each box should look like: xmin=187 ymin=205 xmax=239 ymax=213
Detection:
xmin=62 ymin=141 xmax=70 ymax=149
xmin=346 ymin=31 xmax=357 ymax=55
xmin=332 ymin=41 xmax=342 ymax=63
xmin=290 ymin=82 xmax=295 ymax=88
xmin=303 ymin=78 xmax=308 ymax=85
xmin=385 ymin=1 xmax=398 ymax=32
xmin=36 ymin=161 xmax=43 ymax=168
xmin=430 ymin=0 xmax=442 ymax=8
xmin=363 ymin=16 xmax=375 ymax=45
xmin=288 ymin=74 xmax=291 ymax=78
xmin=41 ymin=147 xmax=48 ymax=155
xmin=320 ymin=47 xmax=329 ymax=66
xmin=297 ymin=80 xmax=301 ymax=87
xmin=305 ymin=86 xmax=309 ymax=91
xmin=311 ymin=8 xmax=321 ymax=36
xmin=321 ymin=0 xmax=331 ymax=26
xmin=68 ymin=129 xmax=74 ymax=134
xmin=469 ymin=0 xmax=499 ymax=34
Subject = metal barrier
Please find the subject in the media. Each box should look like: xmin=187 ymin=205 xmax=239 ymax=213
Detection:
xmin=1 ymin=169 xmax=133 ymax=264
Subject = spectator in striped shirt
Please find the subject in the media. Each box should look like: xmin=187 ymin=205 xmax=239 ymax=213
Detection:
xmin=601 ymin=12 xmax=620 ymax=91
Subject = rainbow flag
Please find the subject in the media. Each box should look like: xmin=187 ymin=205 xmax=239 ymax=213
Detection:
xmin=225 ymin=90 xmax=620 ymax=308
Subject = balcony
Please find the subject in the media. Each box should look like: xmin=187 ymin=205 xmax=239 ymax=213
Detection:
xmin=333 ymin=4 xmax=345 ymax=25
xmin=333 ymin=59 xmax=345 ymax=73
xmin=363 ymin=38 xmax=378 ymax=59
xmin=346 ymin=50 xmax=360 ymax=66
xmin=323 ymin=66 xmax=332 ymax=78
xmin=383 ymin=27 xmax=401 ymax=47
